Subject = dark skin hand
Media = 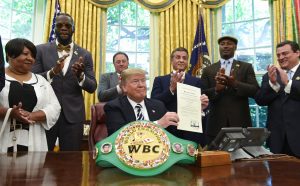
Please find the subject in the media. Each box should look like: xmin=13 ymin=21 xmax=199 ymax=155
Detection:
xmin=71 ymin=56 xmax=85 ymax=81
xmin=50 ymin=54 xmax=70 ymax=78
xmin=215 ymin=68 xmax=237 ymax=92
xmin=215 ymin=68 xmax=226 ymax=92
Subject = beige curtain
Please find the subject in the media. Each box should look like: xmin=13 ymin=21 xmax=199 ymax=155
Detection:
xmin=271 ymin=0 xmax=299 ymax=64
xmin=43 ymin=0 xmax=106 ymax=120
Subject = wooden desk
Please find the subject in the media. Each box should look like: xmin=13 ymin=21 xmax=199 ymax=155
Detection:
xmin=1 ymin=151 xmax=300 ymax=185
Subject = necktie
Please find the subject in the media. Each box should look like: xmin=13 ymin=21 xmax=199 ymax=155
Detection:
xmin=287 ymin=70 xmax=293 ymax=80
xmin=57 ymin=44 xmax=71 ymax=52
xmin=135 ymin=104 xmax=144 ymax=120
xmin=222 ymin=61 xmax=231 ymax=76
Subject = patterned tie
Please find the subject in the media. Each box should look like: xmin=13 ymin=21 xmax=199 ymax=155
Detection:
xmin=135 ymin=104 xmax=144 ymax=120
xmin=57 ymin=43 xmax=71 ymax=52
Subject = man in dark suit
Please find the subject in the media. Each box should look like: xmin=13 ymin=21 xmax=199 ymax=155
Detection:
xmin=32 ymin=13 xmax=97 ymax=151
xmin=201 ymin=36 xmax=259 ymax=143
xmin=255 ymin=40 xmax=300 ymax=157
xmin=151 ymin=47 xmax=208 ymax=146
xmin=98 ymin=52 xmax=129 ymax=102
xmin=104 ymin=68 xmax=180 ymax=135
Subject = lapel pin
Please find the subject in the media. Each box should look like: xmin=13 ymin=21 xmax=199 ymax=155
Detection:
xmin=74 ymin=50 xmax=78 ymax=56
xmin=296 ymin=76 xmax=300 ymax=80
xmin=152 ymin=110 xmax=155 ymax=113
xmin=236 ymin=64 xmax=240 ymax=68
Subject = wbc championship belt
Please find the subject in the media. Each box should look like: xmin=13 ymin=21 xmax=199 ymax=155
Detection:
xmin=94 ymin=120 xmax=198 ymax=176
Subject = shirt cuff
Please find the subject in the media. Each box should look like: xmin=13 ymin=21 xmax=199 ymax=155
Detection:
xmin=284 ymin=80 xmax=292 ymax=94
xmin=169 ymin=88 xmax=175 ymax=95
xmin=269 ymin=80 xmax=280 ymax=93
xmin=47 ymin=70 xmax=53 ymax=83
xmin=117 ymin=85 xmax=122 ymax=94
xmin=78 ymin=74 xmax=86 ymax=86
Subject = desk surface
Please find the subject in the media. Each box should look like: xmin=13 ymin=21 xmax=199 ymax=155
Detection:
xmin=1 ymin=151 xmax=300 ymax=185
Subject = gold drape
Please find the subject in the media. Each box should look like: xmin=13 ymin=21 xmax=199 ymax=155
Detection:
xmin=43 ymin=0 xmax=106 ymax=120
xmin=157 ymin=0 xmax=212 ymax=75
xmin=271 ymin=0 xmax=298 ymax=64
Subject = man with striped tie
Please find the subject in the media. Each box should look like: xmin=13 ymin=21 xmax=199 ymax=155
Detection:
xmin=104 ymin=68 xmax=196 ymax=136
xmin=255 ymin=40 xmax=300 ymax=157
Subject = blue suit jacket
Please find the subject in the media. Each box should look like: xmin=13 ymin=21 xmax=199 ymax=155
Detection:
xmin=151 ymin=73 xmax=206 ymax=146
xmin=255 ymin=66 xmax=300 ymax=156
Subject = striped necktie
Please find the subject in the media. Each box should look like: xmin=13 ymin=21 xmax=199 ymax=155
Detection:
xmin=135 ymin=104 xmax=144 ymax=120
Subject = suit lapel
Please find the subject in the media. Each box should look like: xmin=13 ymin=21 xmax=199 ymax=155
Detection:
xmin=292 ymin=65 xmax=300 ymax=81
xmin=231 ymin=60 xmax=240 ymax=77
xmin=111 ymin=73 xmax=119 ymax=85
xmin=121 ymin=96 xmax=136 ymax=122
xmin=144 ymin=99 xmax=158 ymax=121
xmin=65 ymin=44 xmax=80 ymax=76
xmin=50 ymin=42 xmax=60 ymax=66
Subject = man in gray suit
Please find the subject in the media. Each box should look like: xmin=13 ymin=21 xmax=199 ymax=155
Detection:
xmin=98 ymin=52 xmax=129 ymax=102
xmin=32 ymin=13 xmax=97 ymax=151
xmin=201 ymin=36 xmax=259 ymax=144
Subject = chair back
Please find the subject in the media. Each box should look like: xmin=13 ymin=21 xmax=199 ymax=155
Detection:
xmin=88 ymin=102 xmax=108 ymax=151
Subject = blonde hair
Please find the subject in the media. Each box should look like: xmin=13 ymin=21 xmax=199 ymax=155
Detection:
xmin=121 ymin=68 xmax=146 ymax=85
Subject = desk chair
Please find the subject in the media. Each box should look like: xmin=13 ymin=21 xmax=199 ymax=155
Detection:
xmin=88 ymin=102 xmax=108 ymax=151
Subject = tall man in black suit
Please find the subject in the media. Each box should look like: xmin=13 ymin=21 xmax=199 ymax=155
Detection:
xmin=151 ymin=47 xmax=208 ymax=146
xmin=255 ymin=40 xmax=300 ymax=157
xmin=32 ymin=13 xmax=97 ymax=151
xmin=201 ymin=36 xmax=259 ymax=143
xmin=104 ymin=68 xmax=181 ymax=135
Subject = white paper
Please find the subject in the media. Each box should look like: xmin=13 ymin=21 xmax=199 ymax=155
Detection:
xmin=177 ymin=83 xmax=202 ymax=133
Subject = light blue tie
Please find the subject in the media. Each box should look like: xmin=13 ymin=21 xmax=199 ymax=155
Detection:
xmin=222 ymin=61 xmax=231 ymax=76
xmin=287 ymin=70 xmax=293 ymax=80
xmin=135 ymin=104 xmax=144 ymax=120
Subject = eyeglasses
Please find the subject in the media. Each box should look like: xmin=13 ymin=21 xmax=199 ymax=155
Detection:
xmin=55 ymin=23 xmax=73 ymax=29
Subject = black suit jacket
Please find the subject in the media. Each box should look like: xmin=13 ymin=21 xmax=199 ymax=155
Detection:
xmin=255 ymin=66 xmax=300 ymax=156
xmin=150 ymin=73 xmax=206 ymax=146
xmin=104 ymin=96 xmax=167 ymax=135
xmin=151 ymin=73 xmax=203 ymax=112
xmin=201 ymin=60 xmax=259 ymax=138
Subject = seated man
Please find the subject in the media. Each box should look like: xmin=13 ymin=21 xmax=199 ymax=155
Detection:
xmin=104 ymin=68 xmax=179 ymax=135
xmin=98 ymin=52 xmax=129 ymax=102
xmin=104 ymin=68 xmax=209 ymax=144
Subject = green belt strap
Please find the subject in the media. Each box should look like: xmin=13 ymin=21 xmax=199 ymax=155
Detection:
xmin=94 ymin=120 xmax=198 ymax=176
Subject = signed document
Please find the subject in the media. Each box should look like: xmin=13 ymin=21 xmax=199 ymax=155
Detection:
xmin=177 ymin=83 xmax=202 ymax=133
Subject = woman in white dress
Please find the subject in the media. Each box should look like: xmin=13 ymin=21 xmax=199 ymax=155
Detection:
xmin=0 ymin=38 xmax=61 ymax=152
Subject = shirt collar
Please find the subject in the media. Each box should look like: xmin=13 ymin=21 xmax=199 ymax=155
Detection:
xmin=127 ymin=97 xmax=146 ymax=109
xmin=289 ymin=62 xmax=300 ymax=73
xmin=220 ymin=57 xmax=234 ymax=64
